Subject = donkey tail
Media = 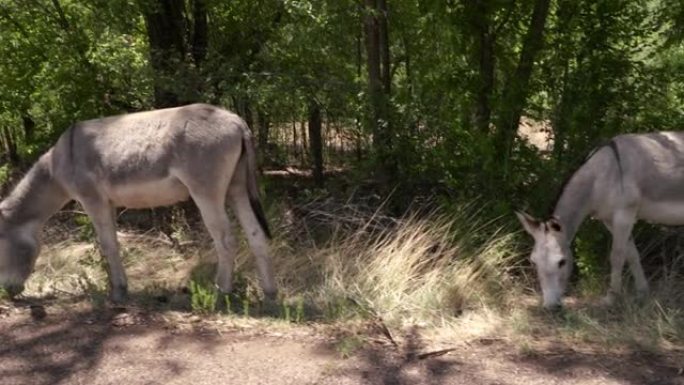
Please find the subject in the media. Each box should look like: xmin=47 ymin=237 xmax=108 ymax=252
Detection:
xmin=241 ymin=129 xmax=272 ymax=239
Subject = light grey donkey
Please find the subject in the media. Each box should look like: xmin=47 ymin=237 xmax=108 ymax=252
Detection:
xmin=517 ymin=132 xmax=684 ymax=309
xmin=0 ymin=103 xmax=276 ymax=303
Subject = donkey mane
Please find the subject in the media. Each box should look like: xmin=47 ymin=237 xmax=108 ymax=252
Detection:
xmin=0 ymin=156 xmax=54 ymax=223
xmin=547 ymin=139 xmax=622 ymax=218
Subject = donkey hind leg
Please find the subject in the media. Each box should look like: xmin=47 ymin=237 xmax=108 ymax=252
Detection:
xmin=602 ymin=211 xmax=637 ymax=306
xmin=192 ymin=194 xmax=237 ymax=295
xmin=229 ymin=187 xmax=276 ymax=301
xmin=81 ymin=199 xmax=128 ymax=303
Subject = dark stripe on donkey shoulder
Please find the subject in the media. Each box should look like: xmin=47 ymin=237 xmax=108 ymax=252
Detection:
xmin=606 ymin=139 xmax=623 ymax=190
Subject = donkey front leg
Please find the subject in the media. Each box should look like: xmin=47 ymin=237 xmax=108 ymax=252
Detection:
xmin=625 ymin=237 xmax=649 ymax=299
xmin=81 ymin=200 xmax=128 ymax=303
xmin=602 ymin=213 xmax=636 ymax=306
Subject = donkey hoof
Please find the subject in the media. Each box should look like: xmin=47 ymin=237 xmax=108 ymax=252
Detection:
xmin=216 ymin=292 xmax=242 ymax=314
xmin=544 ymin=303 xmax=564 ymax=313
xmin=264 ymin=290 xmax=278 ymax=303
xmin=636 ymin=288 xmax=650 ymax=301
xmin=109 ymin=286 xmax=129 ymax=304
xmin=215 ymin=294 xmax=228 ymax=313
xmin=600 ymin=292 xmax=617 ymax=307
xmin=260 ymin=296 xmax=280 ymax=318
xmin=4 ymin=284 xmax=25 ymax=298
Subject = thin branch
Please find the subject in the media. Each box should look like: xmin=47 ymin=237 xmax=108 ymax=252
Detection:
xmin=23 ymin=0 xmax=61 ymax=28
xmin=50 ymin=0 xmax=70 ymax=30
xmin=0 ymin=5 xmax=30 ymax=38
xmin=0 ymin=5 xmax=49 ymax=63
xmin=493 ymin=1 xmax=516 ymax=37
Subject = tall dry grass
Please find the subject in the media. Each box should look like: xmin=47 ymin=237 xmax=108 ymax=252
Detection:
xmin=255 ymin=199 xmax=532 ymax=335
xmin=23 ymin=199 xmax=684 ymax=350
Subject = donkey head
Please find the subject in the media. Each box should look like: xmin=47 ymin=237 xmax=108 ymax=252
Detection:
xmin=516 ymin=211 xmax=573 ymax=310
xmin=0 ymin=212 xmax=40 ymax=297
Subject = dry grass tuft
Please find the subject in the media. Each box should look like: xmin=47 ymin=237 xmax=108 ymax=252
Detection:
xmin=263 ymin=200 xmax=528 ymax=330
xmin=28 ymin=228 xmax=206 ymax=300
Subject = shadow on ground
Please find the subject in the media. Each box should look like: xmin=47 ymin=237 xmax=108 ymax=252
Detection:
xmin=0 ymin=290 xmax=229 ymax=385
xmin=0 ymin=306 xmax=141 ymax=385
xmin=359 ymin=330 xmax=459 ymax=385
xmin=2 ymin=295 xmax=683 ymax=385
xmin=340 ymin=319 xmax=684 ymax=385
xmin=496 ymin=298 xmax=684 ymax=385
xmin=327 ymin=325 xmax=464 ymax=385
xmin=516 ymin=347 xmax=684 ymax=385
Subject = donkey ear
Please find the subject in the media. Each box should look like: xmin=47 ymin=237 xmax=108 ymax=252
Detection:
xmin=547 ymin=216 xmax=562 ymax=232
xmin=515 ymin=211 xmax=541 ymax=235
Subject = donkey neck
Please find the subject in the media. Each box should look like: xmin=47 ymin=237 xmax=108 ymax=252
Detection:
xmin=552 ymin=167 xmax=595 ymax=242
xmin=0 ymin=152 xmax=69 ymax=228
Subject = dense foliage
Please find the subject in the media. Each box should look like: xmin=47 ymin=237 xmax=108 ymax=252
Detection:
xmin=0 ymin=0 xmax=682 ymax=222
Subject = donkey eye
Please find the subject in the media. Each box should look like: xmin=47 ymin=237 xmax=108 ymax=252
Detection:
xmin=558 ymin=259 xmax=567 ymax=268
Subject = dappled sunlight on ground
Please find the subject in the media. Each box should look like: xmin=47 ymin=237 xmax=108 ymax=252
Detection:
xmin=2 ymin=301 xmax=681 ymax=385
xmin=5 ymin=209 xmax=681 ymax=384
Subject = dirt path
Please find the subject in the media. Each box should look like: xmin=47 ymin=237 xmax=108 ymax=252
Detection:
xmin=0 ymin=304 xmax=682 ymax=385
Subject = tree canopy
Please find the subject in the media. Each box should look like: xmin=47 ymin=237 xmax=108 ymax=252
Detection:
xmin=0 ymin=0 xmax=682 ymax=214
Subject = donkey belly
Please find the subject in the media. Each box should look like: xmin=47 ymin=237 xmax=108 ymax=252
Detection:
xmin=108 ymin=177 xmax=190 ymax=209
xmin=638 ymin=200 xmax=684 ymax=225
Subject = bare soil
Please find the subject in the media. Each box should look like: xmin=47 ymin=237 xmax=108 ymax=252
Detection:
xmin=1 ymin=301 xmax=682 ymax=385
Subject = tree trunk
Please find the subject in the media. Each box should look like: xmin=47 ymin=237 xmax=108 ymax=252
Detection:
xmin=141 ymin=0 xmax=188 ymax=108
xmin=291 ymin=119 xmax=299 ymax=164
xmin=364 ymin=0 xmax=382 ymax=139
xmin=378 ymin=0 xmax=391 ymax=96
xmin=191 ymin=0 xmax=208 ymax=67
xmin=301 ymin=119 xmax=309 ymax=156
xmin=141 ymin=0 xmax=208 ymax=108
xmin=243 ymin=103 xmax=254 ymax=136
xmin=496 ymin=0 xmax=552 ymax=163
xmin=401 ymin=35 xmax=416 ymax=130
xmin=551 ymin=0 xmax=579 ymax=168
xmin=22 ymin=115 xmax=35 ymax=142
xmin=356 ymin=129 xmax=363 ymax=162
xmin=363 ymin=0 xmax=394 ymax=179
xmin=308 ymin=100 xmax=324 ymax=187
xmin=469 ymin=0 xmax=495 ymax=134
xmin=0 ymin=126 xmax=19 ymax=165
xmin=552 ymin=60 xmax=572 ymax=166
xmin=257 ymin=109 xmax=270 ymax=165
xmin=355 ymin=24 xmax=364 ymax=162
